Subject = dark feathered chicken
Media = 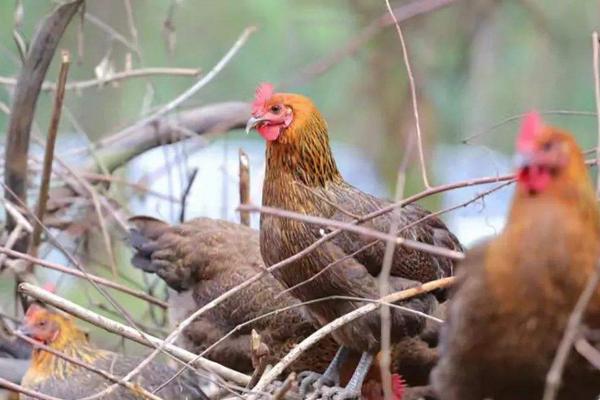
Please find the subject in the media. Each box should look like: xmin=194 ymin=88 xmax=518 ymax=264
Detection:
xmin=18 ymin=305 xmax=208 ymax=400
xmin=128 ymin=216 xmax=339 ymax=374
xmin=431 ymin=113 xmax=600 ymax=400
xmin=129 ymin=216 xmax=443 ymax=398
xmin=247 ymin=83 xmax=462 ymax=398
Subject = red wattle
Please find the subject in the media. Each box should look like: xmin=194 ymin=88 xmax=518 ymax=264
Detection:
xmin=258 ymin=124 xmax=281 ymax=141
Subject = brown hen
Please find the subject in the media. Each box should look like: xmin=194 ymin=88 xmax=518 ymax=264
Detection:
xmin=129 ymin=216 xmax=339 ymax=374
xmin=431 ymin=112 xmax=600 ymax=399
xmin=247 ymin=83 xmax=461 ymax=398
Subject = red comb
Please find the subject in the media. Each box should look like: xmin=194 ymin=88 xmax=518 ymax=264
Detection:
xmin=25 ymin=304 xmax=44 ymax=319
xmin=517 ymin=111 xmax=543 ymax=153
xmin=251 ymin=82 xmax=274 ymax=115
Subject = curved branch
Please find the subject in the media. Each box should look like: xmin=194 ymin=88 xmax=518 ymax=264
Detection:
xmin=3 ymin=0 xmax=83 ymax=238
xmin=88 ymin=101 xmax=251 ymax=173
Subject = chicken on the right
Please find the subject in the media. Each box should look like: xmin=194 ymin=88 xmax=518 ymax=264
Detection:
xmin=432 ymin=112 xmax=600 ymax=400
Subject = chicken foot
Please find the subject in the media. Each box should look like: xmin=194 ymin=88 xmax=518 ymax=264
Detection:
xmin=298 ymin=346 xmax=350 ymax=396
xmin=312 ymin=351 xmax=374 ymax=400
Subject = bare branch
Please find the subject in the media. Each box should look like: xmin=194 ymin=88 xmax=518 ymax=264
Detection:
xmin=100 ymin=26 xmax=256 ymax=149
xmin=249 ymin=277 xmax=455 ymax=397
xmin=30 ymin=50 xmax=70 ymax=257
xmin=239 ymin=149 xmax=251 ymax=226
xmin=1 ymin=247 xmax=167 ymax=308
xmin=238 ymin=204 xmax=464 ymax=260
xmin=384 ymin=0 xmax=430 ymax=189
xmin=87 ymin=101 xmax=251 ymax=173
xmin=0 ymin=67 xmax=201 ymax=91
xmin=0 ymin=376 xmax=61 ymax=400
xmin=4 ymin=0 xmax=83 ymax=239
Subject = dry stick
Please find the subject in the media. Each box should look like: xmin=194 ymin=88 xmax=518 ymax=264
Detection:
xmin=0 ymin=200 xmax=34 ymax=271
xmin=238 ymin=204 xmax=464 ymax=260
xmin=18 ymin=283 xmax=251 ymax=386
xmin=593 ymin=31 xmax=600 ymax=197
xmin=239 ymin=149 xmax=251 ymax=226
xmin=0 ymin=67 xmax=201 ymax=91
xmin=0 ymin=377 xmax=61 ymax=400
xmin=4 ymin=0 xmax=83 ymax=241
xmin=14 ymin=332 xmax=164 ymax=400
xmin=575 ymin=338 xmax=600 ymax=370
xmin=543 ymin=263 xmax=600 ymax=400
xmin=2 ymin=180 xmax=178 ymax=363
xmin=462 ymin=110 xmax=598 ymax=144
xmin=154 ymin=290 xmax=442 ymax=394
xmin=379 ymin=130 xmax=414 ymax=400
xmin=0 ymin=247 xmax=167 ymax=308
xmin=30 ymin=50 xmax=70 ymax=257
xmin=100 ymin=26 xmax=256 ymax=148
xmin=179 ymin=168 xmax=198 ymax=223
xmin=249 ymin=277 xmax=455 ymax=398
xmin=384 ymin=0 xmax=430 ymax=189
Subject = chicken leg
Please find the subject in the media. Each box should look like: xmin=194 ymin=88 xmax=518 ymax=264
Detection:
xmin=299 ymin=346 xmax=350 ymax=395
xmin=313 ymin=351 xmax=374 ymax=400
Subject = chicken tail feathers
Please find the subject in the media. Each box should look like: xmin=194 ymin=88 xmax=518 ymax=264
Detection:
xmin=128 ymin=216 xmax=170 ymax=273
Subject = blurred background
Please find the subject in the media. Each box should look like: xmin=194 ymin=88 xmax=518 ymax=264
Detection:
xmin=0 ymin=0 xmax=598 ymax=372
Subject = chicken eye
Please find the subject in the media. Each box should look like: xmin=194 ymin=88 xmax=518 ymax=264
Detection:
xmin=37 ymin=321 xmax=46 ymax=327
xmin=270 ymin=105 xmax=282 ymax=114
xmin=542 ymin=141 xmax=553 ymax=152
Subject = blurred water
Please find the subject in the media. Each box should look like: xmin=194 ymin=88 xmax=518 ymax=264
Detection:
xmin=129 ymin=138 xmax=515 ymax=248
xmin=434 ymin=144 xmax=514 ymax=247
xmin=128 ymin=138 xmax=390 ymax=228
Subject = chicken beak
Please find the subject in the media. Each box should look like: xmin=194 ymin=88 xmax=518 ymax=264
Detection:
xmin=16 ymin=324 xmax=33 ymax=338
xmin=245 ymin=116 xmax=267 ymax=135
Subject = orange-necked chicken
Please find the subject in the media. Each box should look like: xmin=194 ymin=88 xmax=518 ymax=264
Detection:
xmin=431 ymin=113 xmax=600 ymax=399
xmin=247 ymin=83 xmax=462 ymax=399
xmin=19 ymin=305 xmax=208 ymax=400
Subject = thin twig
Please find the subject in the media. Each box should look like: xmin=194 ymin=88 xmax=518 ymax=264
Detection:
xmin=0 ymin=376 xmax=61 ymax=400
xmin=0 ymin=67 xmax=201 ymax=91
xmin=101 ymin=26 xmax=256 ymax=148
xmin=462 ymin=110 xmax=597 ymax=144
xmin=179 ymin=168 xmax=198 ymax=223
xmin=543 ymin=262 xmax=600 ymax=400
xmin=1 ymin=247 xmax=167 ymax=308
xmin=30 ymin=50 xmax=70 ymax=257
xmin=18 ymin=282 xmax=251 ymax=386
xmin=239 ymin=149 xmax=251 ymax=226
xmin=574 ymin=337 xmax=600 ymax=370
xmin=593 ymin=31 xmax=600 ymax=196
xmin=385 ymin=0 xmax=429 ymax=188
xmin=249 ymin=277 xmax=455 ymax=398
xmin=238 ymin=204 xmax=464 ymax=260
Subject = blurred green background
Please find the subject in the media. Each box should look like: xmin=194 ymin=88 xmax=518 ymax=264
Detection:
xmin=0 ymin=0 xmax=599 ymax=357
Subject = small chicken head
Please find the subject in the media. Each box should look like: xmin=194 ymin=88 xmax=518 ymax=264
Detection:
xmin=19 ymin=305 xmax=67 ymax=345
xmin=515 ymin=111 xmax=584 ymax=194
xmin=246 ymin=83 xmax=294 ymax=141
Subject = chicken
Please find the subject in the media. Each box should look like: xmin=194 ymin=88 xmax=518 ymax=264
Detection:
xmin=431 ymin=112 xmax=600 ymax=399
xmin=18 ymin=305 xmax=208 ymax=400
xmin=246 ymin=83 xmax=462 ymax=398
xmin=128 ymin=216 xmax=340 ymax=374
